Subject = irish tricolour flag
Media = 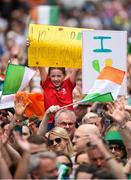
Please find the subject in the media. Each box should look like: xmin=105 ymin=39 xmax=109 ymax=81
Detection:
xmin=81 ymin=66 xmax=125 ymax=103
xmin=30 ymin=5 xmax=59 ymax=25
xmin=0 ymin=64 xmax=36 ymax=109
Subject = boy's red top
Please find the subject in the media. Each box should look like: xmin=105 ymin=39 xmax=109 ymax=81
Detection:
xmin=41 ymin=77 xmax=75 ymax=123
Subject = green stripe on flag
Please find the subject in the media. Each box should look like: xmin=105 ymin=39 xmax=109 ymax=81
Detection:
xmin=49 ymin=6 xmax=59 ymax=25
xmin=2 ymin=64 xmax=25 ymax=95
xmin=81 ymin=92 xmax=114 ymax=103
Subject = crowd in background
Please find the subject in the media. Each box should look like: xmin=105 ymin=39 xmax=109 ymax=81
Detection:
xmin=1 ymin=0 xmax=131 ymax=92
xmin=1 ymin=0 xmax=131 ymax=179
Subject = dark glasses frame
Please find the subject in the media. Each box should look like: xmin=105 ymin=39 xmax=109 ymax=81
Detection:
xmin=48 ymin=137 xmax=62 ymax=146
xmin=109 ymin=144 xmax=122 ymax=151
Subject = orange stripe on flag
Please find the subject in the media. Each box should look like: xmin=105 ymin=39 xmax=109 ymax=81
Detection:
xmin=97 ymin=66 xmax=125 ymax=85
xmin=30 ymin=7 xmax=38 ymax=22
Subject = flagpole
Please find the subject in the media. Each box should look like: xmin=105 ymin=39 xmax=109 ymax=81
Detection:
xmin=59 ymin=101 xmax=81 ymax=110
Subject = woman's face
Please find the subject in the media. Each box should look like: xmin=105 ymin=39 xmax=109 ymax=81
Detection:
xmin=109 ymin=144 xmax=124 ymax=160
xmin=22 ymin=126 xmax=30 ymax=140
xmin=49 ymin=69 xmax=65 ymax=88
xmin=48 ymin=134 xmax=67 ymax=153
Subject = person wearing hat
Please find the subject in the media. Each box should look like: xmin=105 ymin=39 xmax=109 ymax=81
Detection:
xmin=104 ymin=131 xmax=127 ymax=162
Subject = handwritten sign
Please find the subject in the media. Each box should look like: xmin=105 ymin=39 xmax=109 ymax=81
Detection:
xmin=28 ymin=24 xmax=88 ymax=68
xmin=82 ymin=30 xmax=127 ymax=94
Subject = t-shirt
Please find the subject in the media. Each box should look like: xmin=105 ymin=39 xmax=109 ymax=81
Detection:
xmin=41 ymin=77 xmax=75 ymax=123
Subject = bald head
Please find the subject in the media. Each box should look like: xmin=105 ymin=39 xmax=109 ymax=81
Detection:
xmin=73 ymin=124 xmax=100 ymax=152
xmin=77 ymin=124 xmax=100 ymax=137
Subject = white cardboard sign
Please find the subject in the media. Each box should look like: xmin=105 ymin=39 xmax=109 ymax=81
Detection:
xmin=82 ymin=30 xmax=127 ymax=94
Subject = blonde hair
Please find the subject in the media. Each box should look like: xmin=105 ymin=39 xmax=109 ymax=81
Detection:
xmin=82 ymin=112 xmax=99 ymax=124
xmin=48 ymin=127 xmax=74 ymax=156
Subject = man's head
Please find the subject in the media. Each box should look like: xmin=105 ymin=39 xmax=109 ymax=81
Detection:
xmin=82 ymin=112 xmax=103 ymax=134
xmin=31 ymin=151 xmax=58 ymax=179
xmin=27 ymin=135 xmax=48 ymax=154
xmin=75 ymin=164 xmax=98 ymax=179
xmin=56 ymin=153 xmax=73 ymax=176
xmin=55 ymin=109 xmax=76 ymax=139
xmin=87 ymin=146 xmax=106 ymax=168
xmin=73 ymin=124 xmax=100 ymax=152
xmin=92 ymin=168 xmax=116 ymax=179
xmin=28 ymin=116 xmax=41 ymax=134
xmin=75 ymin=151 xmax=90 ymax=165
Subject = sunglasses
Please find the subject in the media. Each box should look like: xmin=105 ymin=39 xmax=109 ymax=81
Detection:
xmin=48 ymin=138 xmax=62 ymax=146
xmin=109 ymin=145 xmax=121 ymax=151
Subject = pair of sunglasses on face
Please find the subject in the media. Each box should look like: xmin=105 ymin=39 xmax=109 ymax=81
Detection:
xmin=109 ymin=144 xmax=122 ymax=151
xmin=48 ymin=137 xmax=62 ymax=146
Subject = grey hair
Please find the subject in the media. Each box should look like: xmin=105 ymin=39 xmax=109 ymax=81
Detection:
xmin=55 ymin=109 xmax=76 ymax=125
xmin=33 ymin=151 xmax=56 ymax=159
xmin=29 ymin=151 xmax=56 ymax=173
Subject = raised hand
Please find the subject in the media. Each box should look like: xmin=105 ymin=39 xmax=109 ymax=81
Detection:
xmin=7 ymin=112 xmax=16 ymax=127
xmin=14 ymin=132 xmax=30 ymax=152
xmin=106 ymin=100 xmax=127 ymax=125
xmin=15 ymin=96 xmax=30 ymax=118
xmin=46 ymin=105 xmax=60 ymax=115
xmin=87 ymin=133 xmax=103 ymax=149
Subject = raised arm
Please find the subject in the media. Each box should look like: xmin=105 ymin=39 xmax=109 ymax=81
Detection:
xmin=5 ymin=143 xmax=21 ymax=164
xmin=88 ymin=134 xmax=127 ymax=179
xmin=37 ymin=105 xmax=60 ymax=136
xmin=68 ymin=68 xmax=79 ymax=85
xmin=26 ymin=39 xmax=47 ymax=82
xmin=14 ymin=133 xmax=31 ymax=179
xmin=0 ymin=141 xmax=12 ymax=179
xmin=2 ymin=113 xmax=21 ymax=163
xmin=38 ymin=67 xmax=47 ymax=82
xmin=107 ymin=100 xmax=131 ymax=158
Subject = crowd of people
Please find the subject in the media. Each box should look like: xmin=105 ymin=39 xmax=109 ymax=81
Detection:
xmin=1 ymin=0 xmax=131 ymax=179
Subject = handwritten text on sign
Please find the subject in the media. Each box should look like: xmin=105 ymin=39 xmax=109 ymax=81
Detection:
xmin=82 ymin=30 xmax=127 ymax=94
xmin=28 ymin=24 xmax=88 ymax=68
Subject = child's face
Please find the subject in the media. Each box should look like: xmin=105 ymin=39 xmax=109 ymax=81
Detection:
xmin=49 ymin=69 xmax=65 ymax=88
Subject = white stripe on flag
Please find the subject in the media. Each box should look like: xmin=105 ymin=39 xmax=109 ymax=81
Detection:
xmin=38 ymin=6 xmax=50 ymax=24
xmin=18 ymin=67 xmax=36 ymax=92
xmin=88 ymin=79 xmax=121 ymax=100
xmin=0 ymin=94 xmax=15 ymax=109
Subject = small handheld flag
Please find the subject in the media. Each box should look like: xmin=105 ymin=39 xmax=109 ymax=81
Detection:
xmin=2 ymin=64 xmax=36 ymax=95
xmin=81 ymin=66 xmax=125 ymax=103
